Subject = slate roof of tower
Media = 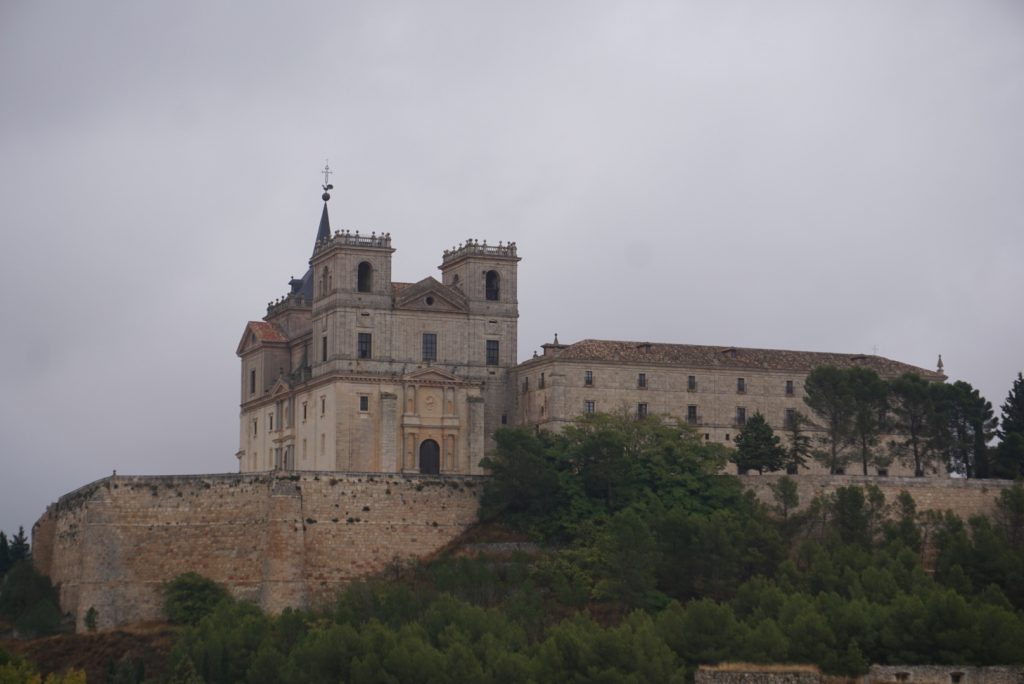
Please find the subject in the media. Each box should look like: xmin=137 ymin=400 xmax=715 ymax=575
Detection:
xmin=531 ymin=339 xmax=944 ymax=380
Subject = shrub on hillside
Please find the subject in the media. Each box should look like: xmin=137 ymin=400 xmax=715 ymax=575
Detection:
xmin=0 ymin=561 xmax=62 ymax=638
xmin=162 ymin=572 xmax=232 ymax=625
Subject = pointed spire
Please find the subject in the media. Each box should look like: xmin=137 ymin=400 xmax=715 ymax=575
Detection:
xmin=315 ymin=160 xmax=334 ymax=246
xmin=316 ymin=202 xmax=331 ymax=243
xmin=937 ymin=354 xmax=944 ymax=374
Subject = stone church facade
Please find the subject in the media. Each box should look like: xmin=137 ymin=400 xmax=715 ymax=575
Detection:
xmin=237 ymin=194 xmax=944 ymax=479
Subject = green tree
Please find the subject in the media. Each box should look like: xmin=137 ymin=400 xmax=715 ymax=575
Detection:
xmin=803 ymin=366 xmax=855 ymax=473
xmin=933 ymin=381 xmax=998 ymax=478
xmin=769 ymin=476 xmax=800 ymax=520
xmin=0 ymin=561 xmax=61 ymax=638
xmin=782 ymin=410 xmax=813 ymax=473
xmin=994 ymin=372 xmax=1024 ymax=478
xmin=162 ymin=572 xmax=232 ymax=625
xmin=8 ymin=528 xmax=28 ymax=563
xmin=888 ymin=373 xmax=939 ymax=477
xmin=732 ymin=412 xmax=785 ymax=474
xmin=847 ymin=367 xmax=890 ymax=476
xmin=593 ymin=509 xmax=660 ymax=609
xmin=478 ymin=427 xmax=562 ymax=526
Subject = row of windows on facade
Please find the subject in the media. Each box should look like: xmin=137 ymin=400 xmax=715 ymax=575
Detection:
xmin=251 ymin=394 xmax=372 ymax=436
xmin=311 ymin=333 xmax=499 ymax=366
xmin=318 ymin=263 xmax=502 ymax=300
xmin=524 ymin=372 xmax=797 ymax=395
xmin=579 ymin=400 xmax=798 ymax=429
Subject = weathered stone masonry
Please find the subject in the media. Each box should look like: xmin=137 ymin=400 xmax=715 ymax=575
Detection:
xmin=32 ymin=472 xmax=482 ymax=631
xmin=33 ymin=472 xmax=1017 ymax=630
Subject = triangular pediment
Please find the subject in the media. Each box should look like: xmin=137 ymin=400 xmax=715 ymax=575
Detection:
xmin=394 ymin=277 xmax=468 ymax=313
xmin=269 ymin=376 xmax=292 ymax=396
xmin=403 ymin=366 xmax=461 ymax=383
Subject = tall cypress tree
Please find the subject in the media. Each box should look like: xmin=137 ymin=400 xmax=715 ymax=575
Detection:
xmin=995 ymin=372 xmax=1024 ymax=477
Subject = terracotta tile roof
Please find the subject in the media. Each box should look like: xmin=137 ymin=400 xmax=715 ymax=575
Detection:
xmin=391 ymin=282 xmax=414 ymax=296
xmin=540 ymin=339 xmax=944 ymax=380
xmin=248 ymin=321 xmax=288 ymax=343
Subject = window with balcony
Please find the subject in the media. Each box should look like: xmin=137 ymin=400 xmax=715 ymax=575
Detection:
xmin=687 ymin=405 xmax=698 ymax=425
xmin=637 ymin=403 xmax=648 ymax=418
xmin=785 ymin=379 xmax=795 ymax=396
xmin=638 ymin=373 xmax=647 ymax=388
xmin=687 ymin=375 xmax=697 ymax=391
xmin=735 ymin=407 xmax=746 ymax=426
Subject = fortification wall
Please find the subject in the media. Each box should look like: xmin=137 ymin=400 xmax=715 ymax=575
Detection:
xmin=741 ymin=474 xmax=1015 ymax=519
xmin=32 ymin=472 xmax=481 ymax=630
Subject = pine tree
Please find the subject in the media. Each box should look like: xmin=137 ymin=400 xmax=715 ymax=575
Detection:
xmin=888 ymin=373 xmax=940 ymax=477
xmin=732 ymin=412 xmax=785 ymax=474
xmin=994 ymin=372 xmax=1024 ymax=478
xmin=9 ymin=527 xmax=29 ymax=562
xmin=803 ymin=366 xmax=855 ymax=473
xmin=783 ymin=410 xmax=813 ymax=473
xmin=847 ymin=367 xmax=891 ymax=475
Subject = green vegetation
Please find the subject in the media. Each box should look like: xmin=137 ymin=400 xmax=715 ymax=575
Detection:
xmin=0 ymin=648 xmax=85 ymax=683
xmin=162 ymin=573 xmax=232 ymax=626
xmin=154 ymin=412 xmax=1024 ymax=681
xmin=0 ymin=561 xmax=61 ymax=639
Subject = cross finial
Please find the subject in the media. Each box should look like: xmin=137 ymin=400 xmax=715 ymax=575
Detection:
xmin=321 ymin=160 xmax=334 ymax=202
xmin=322 ymin=160 xmax=333 ymax=189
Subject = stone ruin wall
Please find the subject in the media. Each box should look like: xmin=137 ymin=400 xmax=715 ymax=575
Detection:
xmin=698 ymin=666 xmax=1024 ymax=684
xmin=741 ymin=474 xmax=1016 ymax=520
xmin=32 ymin=472 xmax=481 ymax=631
xmin=32 ymin=471 xmax=1018 ymax=631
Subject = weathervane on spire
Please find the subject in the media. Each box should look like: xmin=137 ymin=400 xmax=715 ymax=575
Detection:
xmin=321 ymin=160 xmax=334 ymax=202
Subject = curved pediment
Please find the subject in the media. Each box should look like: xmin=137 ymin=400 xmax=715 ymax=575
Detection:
xmin=394 ymin=277 xmax=468 ymax=313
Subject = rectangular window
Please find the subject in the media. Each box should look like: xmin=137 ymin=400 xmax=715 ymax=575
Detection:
xmin=357 ymin=333 xmax=372 ymax=359
xmin=638 ymin=373 xmax=647 ymax=388
xmin=302 ymin=402 xmax=308 ymax=421
xmin=249 ymin=369 xmax=256 ymax=395
xmin=321 ymin=335 xmax=328 ymax=362
xmin=687 ymin=375 xmax=696 ymax=391
xmin=736 ymin=407 xmax=746 ymax=426
xmin=539 ymin=372 xmax=545 ymax=389
xmin=637 ymin=402 xmax=648 ymax=418
xmin=584 ymin=400 xmax=595 ymax=414
xmin=302 ymin=439 xmax=307 ymax=459
xmin=785 ymin=380 xmax=795 ymax=396
xmin=687 ymin=405 xmax=698 ymax=425
xmin=359 ymin=395 xmax=369 ymax=412
xmin=320 ymin=396 xmax=326 ymax=415
xmin=501 ymin=414 xmax=508 ymax=425
xmin=422 ymin=333 xmax=437 ymax=362
xmin=737 ymin=377 xmax=746 ymax=394
xmin=584 ymin=370 xmax=593 ymax=386
xmin=252 ymin=418 xmax=258 ymax=436
xmin=268 ymin=413 xmax=274 ymax=431
xmin=486 ymin=340 xmax=499 ymax=366
xmin=785 ymin=408 xmax=796 ymax=428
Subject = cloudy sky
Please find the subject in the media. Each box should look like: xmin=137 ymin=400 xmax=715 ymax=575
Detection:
xmin=1 ymin=1 xmax=1022 ymax=535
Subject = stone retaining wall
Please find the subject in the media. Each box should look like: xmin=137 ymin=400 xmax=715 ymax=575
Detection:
xmin=32 ymin=472 xmax=482 ymax=630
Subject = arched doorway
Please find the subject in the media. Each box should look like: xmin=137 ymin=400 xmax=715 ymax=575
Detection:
xmin=419 ymin=439 xmax=440 ymax=475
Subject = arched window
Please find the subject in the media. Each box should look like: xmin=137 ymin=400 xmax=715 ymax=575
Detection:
xmin=452 ymin=274 xmax=460 ymax=290
xmin=357 ymin=261 xmax=373 ymax=292
xmin=485 ymin=270 xmax=500 ymax=301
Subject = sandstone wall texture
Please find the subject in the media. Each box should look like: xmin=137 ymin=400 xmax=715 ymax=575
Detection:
xmin=32 ymin=472 xmax=482 ymax=631
xmin=741 ymin=474 xmax=1016 ymax=519
xmin=865 ymin=666 xmax=1024 ymax=684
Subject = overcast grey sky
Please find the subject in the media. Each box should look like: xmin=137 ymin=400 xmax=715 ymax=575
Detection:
xmin=1 ymin=1 xmax=1022 ymax=535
